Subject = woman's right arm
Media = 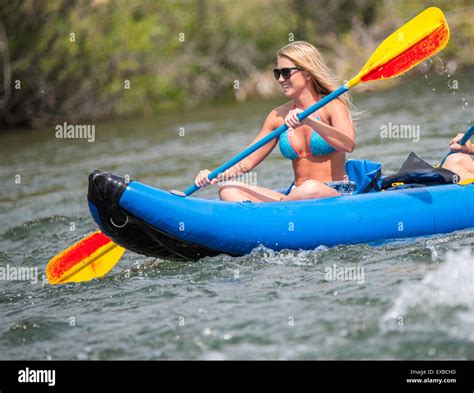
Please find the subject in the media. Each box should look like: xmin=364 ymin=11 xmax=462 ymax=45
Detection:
xmin=450 ymin=133 xmax=473 ymax=155
xmin=195 ymin=109 xmax=281 ymax=187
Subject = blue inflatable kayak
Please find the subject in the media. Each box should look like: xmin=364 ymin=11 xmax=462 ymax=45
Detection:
xmin=87 ymin=162 xmax=474 ymax=261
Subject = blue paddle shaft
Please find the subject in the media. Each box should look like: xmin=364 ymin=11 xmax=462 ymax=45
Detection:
xmin=183 ymin=84 xmax=350 ymax=196
xmin=440 ymin=125 xmax=474 ymax=166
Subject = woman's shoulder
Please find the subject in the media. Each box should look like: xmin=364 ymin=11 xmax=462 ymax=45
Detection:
xmin=261 ymin=102 xmax=292 ymax=129
xmin=271 ymin=101 xmax=293 ymax=118
xmin=325 ymin=98 xmax=349 ymax=112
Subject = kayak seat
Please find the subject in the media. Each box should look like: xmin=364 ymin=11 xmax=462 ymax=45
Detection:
xmin=345 ymin=159 xmax=382 ymax=194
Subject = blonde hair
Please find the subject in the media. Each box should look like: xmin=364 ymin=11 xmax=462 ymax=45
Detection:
xmin=276 ymin=41 xmax=352 ymax=110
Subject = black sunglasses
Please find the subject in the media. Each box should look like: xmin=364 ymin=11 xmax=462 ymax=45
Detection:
xmin=273 ymin=66 xmax=303 ymax=80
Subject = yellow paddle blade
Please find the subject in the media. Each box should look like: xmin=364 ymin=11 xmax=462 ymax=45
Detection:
xmin=46 ymin=231 xmax=126 ymax=285
xmin=347 ymin=7 xmax=449 ymax=88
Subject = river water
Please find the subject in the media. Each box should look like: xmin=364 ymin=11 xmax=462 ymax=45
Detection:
xmin=0 ymin=68 xmax=473 ymax=360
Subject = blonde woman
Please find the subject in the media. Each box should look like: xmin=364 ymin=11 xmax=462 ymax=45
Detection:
xmin=195 ymin=41 xmax=355 ymax=202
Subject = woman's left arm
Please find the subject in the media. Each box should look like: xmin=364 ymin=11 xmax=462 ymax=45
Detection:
xmin=302 ymin=99 xmax=355 ymax=153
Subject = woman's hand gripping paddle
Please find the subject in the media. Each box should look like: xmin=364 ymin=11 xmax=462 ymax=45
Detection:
xmin=440 ymin=125 xmax=474 ymax=166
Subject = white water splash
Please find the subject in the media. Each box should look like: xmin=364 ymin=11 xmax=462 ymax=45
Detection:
xmin=247 ymin=244 xmax=329 ymax=266
xmin=380 ymin=248 xmax=474 ymax=340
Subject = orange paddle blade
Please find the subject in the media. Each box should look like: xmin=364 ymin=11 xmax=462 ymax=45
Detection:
xmin=347 ymin=7 xmax=449 ymax=87
xmin=46 ymin=231 xmax=126 ymax=285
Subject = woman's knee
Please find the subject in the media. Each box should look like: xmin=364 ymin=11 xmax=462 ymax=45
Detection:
xmin=300 ymin=179 xmax=321 ymax=193
xmin=218 ymin=185 xmax=234 ymax=201
xmin=218 ymin=183 xmax=247 ymax=201
xmin=443 ymin=153 xmax=471 ymax=169
xmin=299 ymin=179 xmax=339 ymax=198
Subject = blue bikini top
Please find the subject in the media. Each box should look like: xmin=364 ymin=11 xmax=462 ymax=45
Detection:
xmin=278 ymin=114 xmax=336 ymax=160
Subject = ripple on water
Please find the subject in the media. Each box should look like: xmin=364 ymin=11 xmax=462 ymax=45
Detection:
xmin=1 ymin=318 xmax=70 ymax=350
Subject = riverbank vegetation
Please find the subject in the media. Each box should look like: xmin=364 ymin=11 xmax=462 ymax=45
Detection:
xmin=1 ymin=0 xmax=472 ymax=128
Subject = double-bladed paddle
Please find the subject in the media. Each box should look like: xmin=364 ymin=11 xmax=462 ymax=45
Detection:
xmin=177 ymin=7 xmax=450 ymax=197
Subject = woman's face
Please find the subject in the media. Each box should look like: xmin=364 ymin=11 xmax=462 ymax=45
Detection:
xmin=276 ymin=56 xmax=309 ymax=98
